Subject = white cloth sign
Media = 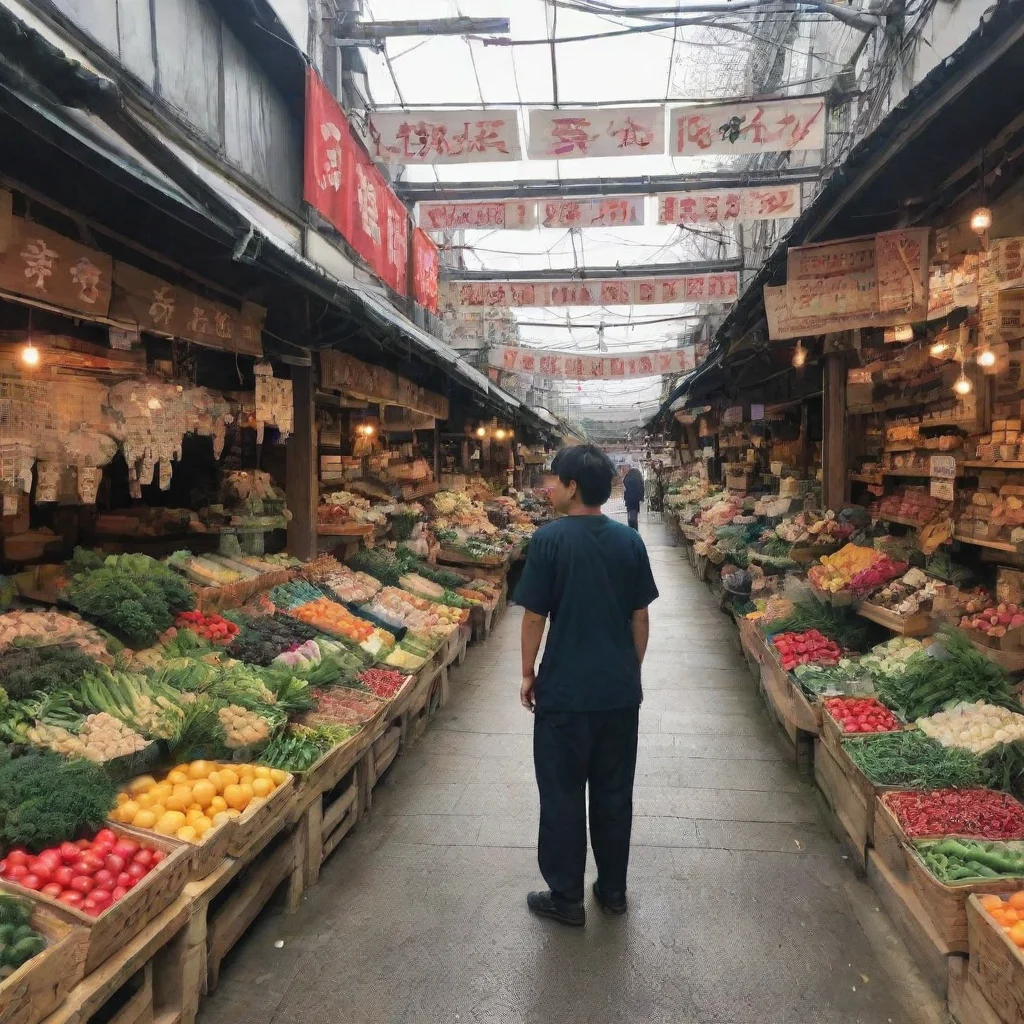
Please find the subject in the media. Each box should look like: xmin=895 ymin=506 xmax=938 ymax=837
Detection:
xmin=489 ymin=345 xmax=694 ymax=380
xmin=541 ymin=197 xmax=645 ymax=228
xmin=528 ymin=106 xmax=665 ymax=160
xmin=446 ymin=273 xmax=738 ymax=309
xmin=417 ymin=200 xmax=536 ymax=231
xmin=670 ymin=98 xmax=826 ymax=156
xmin=368 ymin=109 xmax=521 ymax=163
xmin=658 ymin=186 xmax=800 ymax=225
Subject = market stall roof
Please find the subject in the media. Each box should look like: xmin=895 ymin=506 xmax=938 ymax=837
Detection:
xmin=715 ymin=0 xmax=1024 ymax=351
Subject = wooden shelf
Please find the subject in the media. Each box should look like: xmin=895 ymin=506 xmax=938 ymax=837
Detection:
xmin=857 ymin=601 xmax=933 ymax=636
xmin=879 ymin=514 xmax=924 ymax=528
xmin=953 ymin=531 xmax=1021 ymax=553
xmin=884 ymin=468 xmax=932 ymax=478
xmin=969 ymin=638 xmax=1024 ymax=673
xmin=851 ymin=473 xmax=884 ymax=484
xmin=963 ymin=461 xmax=1024 ymax=470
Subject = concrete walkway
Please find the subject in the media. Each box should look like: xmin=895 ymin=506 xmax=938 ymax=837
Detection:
xmin=200 ymin=512 xmax=943 ymax=1024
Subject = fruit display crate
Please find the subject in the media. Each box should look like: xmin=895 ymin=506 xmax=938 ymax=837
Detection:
xmin=966 ymin=894 xmax=1024 ymax=1024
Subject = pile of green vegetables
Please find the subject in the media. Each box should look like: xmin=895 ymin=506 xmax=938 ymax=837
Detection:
xmin=875 ymin=629 xmax=1022 ymax=721
xmin=347 ymin=547 xmax=408 ymax=587
xmin=226 ymin=614 xmax=320 ymax=666
xmin=0 ymin=643 xmax=99 ymax=702
xmin=843 ymin=731 xmax=988 ymax=789
xmin=759 ymin=601 xmax=869 ymax=651
xmin=258 ymin=723 xmax=359 ymax=772
xmin=916 ymin=838 xmax=1024 ymax=882
xmin=65 ymin=551 xmax=195 ymax=648
xmin=0 ymin=753 xmax=117 ymax=852
xmin=0 ymin=895 xmax=46 ymax=978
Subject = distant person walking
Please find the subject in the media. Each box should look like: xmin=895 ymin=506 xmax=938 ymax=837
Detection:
xmin=622 ymin=462 xmax=645 ymax=530
xmin=516 ymin=444 xmax=659 ymax=926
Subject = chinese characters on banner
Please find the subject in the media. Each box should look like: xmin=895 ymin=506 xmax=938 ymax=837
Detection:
xmin=764 ymin=228 xmax=930 ymax=340
xmin=418 ymin=200 xmax=536 ymax=231
xmin=411 ymin=229 xmax=439 ymax=314
xmin=303 ymin=68 xmax=410 ymax=295
xmin=368 ymin=109 xmax=521 ymax=163
xmin=488 ymin=344 xmax=694 ymax=380
xmin=528 ymin=106 xmax=665 ymax=160
xmin=0 ymin=217 xmax=112 ymax=316
xmin=670 ymin=98 xmax=825 ymax=156
xmin=447 ymin=273 xmax=738 ymax=309
xmin=320 ymin=350 xmax=449 ymax=419
xmin=541 ymin=197 xmax=644 ymax=228
xmin=111 ymin=264 xmax=265 ymax=356
xmin=658 ymin=186 xmax=801 ymax=225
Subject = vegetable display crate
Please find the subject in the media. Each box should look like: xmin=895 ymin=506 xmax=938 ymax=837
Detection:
xmin=224 ymin=772 xmax=296 ymax=858
xmin=866 ymin=850 xmax=955 ymax=1001
xmin=736 ymin=616 xmax=769 ymax=685
xmin=968 ymin=638 xmax=1024 ymax=676
xmin=315 ymin=523 xmax=375 ymax=539
xmin=0 ymin=891 xmax=89 ymax=1024
xmin=369 ymin=724 xmax=402 ymax=790
xmin=291 ymin=729 xmax=370 ymax=817
xmin=807 ymin=580 xmax=856 ymax=608
xmin=31 ymin=829 xmax=193 ymax=975
xmin=437 ymin=548 xmax=507 ymax=569
xmin=181 ymin=823 xmax=301 ymax=998
xmin=813 ymin=739 xmax=881 ymax=872
xmin=873 ymin=796 xmax=1024 ymax=952
xmin=758 ymin=651 xmax=816 ymax=773
xmin=789 ymin=541 xmax=842 ymax=567
xmin=191 ymin=568 xmax=294 ymax=614
xmin=818 ymin=703 xmax=902 ymax=757
xmin=966 ymin=894 xmax=1024 ymax=1024
xmin=298 ymin=767 xmax=361 ymax=893
xmin=856 ymin=601 xmax=933 ymax=637
xmin=948 ymin=954 xmax=1004 ymax=1024
xmin=38 ymin=893 xmax=192 ymax=1024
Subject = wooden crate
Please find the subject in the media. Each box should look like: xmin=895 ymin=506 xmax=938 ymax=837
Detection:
xmin=949 ymin=954 xmax=1005 ymax=1024
xmin=875 ymin=796 xmax=1024 ymax=952
xmin=182 ymin=824 xmax=301 ymax=997
xmin=857 ymin=601 xmax=933 ymax=636
xmin=967 ymin=894 xmax=1024 ymax=1024
xmin=226 ymin=773 xmax=296 ymax=858
xmin=39 ymin=895 xmax=192 ymax=1024
xmin=111 ymin=820 xmax=231 ymax=884
xmin=30 ymin=828 xmax=192 ymax=975
xmin=872 ymin=793 xmax=912 ymax=882
xmin=300 ymin=769 xmax=361 ymax=892
xmin=370 ymin=724 xmax=402 ymax=789
xmin=291 ymin=730 xmax=368 ymax=817
xmin=866 ymin=849 xmax=953 ymax=1001
xmin=813 ymin=739 xmax=868 ymax=871
xmin=0 ymin=896 xmax=89 ymax=1024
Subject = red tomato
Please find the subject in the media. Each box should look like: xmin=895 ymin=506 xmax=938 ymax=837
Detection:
xmin=87 ymin=890 xmax=113 ymax=914
xmin=93 ymin=869 xmax=115 ymax=889
xmin=111 ymin=885 xmax=128 ymax=901
xmin=126 ymin=862 xmax=148 ymax=881
xmin=20 ymin=874 xmax=42 ymax=891
xmin=30 ymin=864 xmax=52 ymax=886
xmin=77 ymin=852 xmax=105 ymax=874
xmin=94 ymin=829 xmax=117 ymax=847
xmin=53 ymin=866 xmax=75 ymax=887
xmin=69 ymin=875 xmax=95 ymax=895
xmin=36 ymin=850 xmax=62 ymax=872
xmin=58 ymin=891 xmax=84 ymax=908
xmin=41 ymin=882 xmax=63 ymax=898
xmin=0 ymin=860 xmax=7 ymax=875
xmin=116 ymin=871 xmax=133 ymax=889
xmin=7 ymin=850 xmax=29 ymax=868
xmin=133 ymin=849 xmax=154 ymax=869
xmin=113 ymin=840 xmax=140 ymax=860
xmin=75 ymin=839 xmax=91 ymax=850
xmin=104 ymin=854 xmax=126 ymax=875
xmin=60 ymin=842 xmax=80 ymax=864
xmin=6 ymin=864 xmax=29 ymax=881
xmin=150 ymin=851 xmax=165 ymax=866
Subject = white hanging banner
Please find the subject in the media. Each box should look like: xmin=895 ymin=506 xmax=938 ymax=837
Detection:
xmin=368 ymin=109 xmax=522 ymax=163
xmin=446 ymin=273 xmax=739 ymax=309
xmin=658 ymin=186 xmax=801 ymax=225
xmin=528 ymin=106 xmax=665 ymax=160
xmin=670 ymin=98 xmax=826 ymax=156
xmin=418 ymin=200 xmax=537 ymax=231
xmin=489 ymin=344 xmax=694 ymax=380
xmin=541 ymin=197 xmax=645 ymax=228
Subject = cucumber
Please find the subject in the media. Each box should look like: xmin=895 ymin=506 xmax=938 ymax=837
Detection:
xmin=10 ymin=935 xmax=45 ymax=965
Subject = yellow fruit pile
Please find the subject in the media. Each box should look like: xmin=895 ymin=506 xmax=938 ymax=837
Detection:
xmin=113 ymin=759 xmax=288 ymax=843
xmin=810 ymin=544 xmax=881 ymax=593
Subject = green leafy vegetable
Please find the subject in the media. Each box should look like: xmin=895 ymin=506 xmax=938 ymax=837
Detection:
xmin=843 ymin=730 xmax=987 ymax=789
xmin=759 ymin=601 xmax=869 ymax=651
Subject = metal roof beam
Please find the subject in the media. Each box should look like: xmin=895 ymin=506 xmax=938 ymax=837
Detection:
xmin=442 ymin=258 xmax=743 ymax=281
xmin=395 ymin=166 xmax=820 ymax=202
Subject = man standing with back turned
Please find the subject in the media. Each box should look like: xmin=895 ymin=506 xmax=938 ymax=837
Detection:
xmin=622 ymin=462 xmax=645 ymax=530
xmin=516 ymin=444 xmax=659 ymax=926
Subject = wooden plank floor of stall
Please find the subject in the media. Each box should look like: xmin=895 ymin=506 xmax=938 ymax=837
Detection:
xmin=948 ymin=955 xmax=1005 ymax=1024
xmin=40 ymin=895 xmax=194 ymax=1024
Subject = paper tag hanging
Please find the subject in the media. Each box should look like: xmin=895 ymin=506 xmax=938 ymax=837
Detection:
xmin=2 ymin=493 xmax=18 ymax=516
xmin=35 ymin=461 xmax=61 ymax=502
xmin=78 ymin=467 xmax=102 ymax=504
xmin=159 ymin=460 xmax=172 ymax=490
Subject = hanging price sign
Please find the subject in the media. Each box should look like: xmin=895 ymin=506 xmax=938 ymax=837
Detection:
xmin=930 ymin=479 xmax=955 ymax=502
xmin=929 ymin=455 xmax=958 ymax=480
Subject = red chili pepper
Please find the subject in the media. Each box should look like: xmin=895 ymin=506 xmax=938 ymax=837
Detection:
xmin=884 ymin=790 xmax=1024 ymax=839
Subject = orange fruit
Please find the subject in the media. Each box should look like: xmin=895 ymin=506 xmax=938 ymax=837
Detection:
xmin=148 ymin=804 xmax=166 ymax=820
xmin=135 ymin=792 xmax=153 ymax=809
xmin=154 ymin=811 xmax=186 ymax=836
xmin=191 ymin=781 xmax=216 ymax=809
xmin=209 ymin=796 xmax=227 ymax=815
xmin=981 ymin=894 xmax=1005 ymax=913
xmin=176 ymin=825 xmax=198 ymax=842
xmin=223 ymin=784 xmax=250 ymax=811
xmin=188 ymin=760 xmax=214 ymax=780
xmin=166 ymin=770 xmax=189 ymax=786
xmin=119 ymin=799 xmax=140 ymax=822
xmin=991 ymin=909 xmax=1009 ymax=926
xmin=219 ymin=768 xmax=239 ymax=789
xmin=253 ymin=766 xmax=272 ymax=780
xmin=269 ymin=769 xmax=289 ymax=786
xmin=151 ymin=783 xmax=174 ymax=802
xmin=1010 ymin=922 xmax=1024 ymax=948
xmin=128 ymin=775 xmax=156 ymax=796
xmin=206 ymin=771 xmax=224 ymax=794
xmin=1004 ymin=908 xmax=1020 ymax=926
xmin=185 ymin=808 xmax=205 ymax=826
xmin=1009 ymin=892 xmax=1024 ymax=912
xmin=116 ymin=792 xmax=130 ymax=806
xmin=165 ymin=795 xmax=189 ymax=813
xmin=211 ymin=811 xmax=232 ymax=826
xmin=251 ymin=778 xmax=274 ymax=799
xmin=133 ymin=809 xmax=157 ymax=829
xmin=192 ymin=816 xmax=213 ymax=838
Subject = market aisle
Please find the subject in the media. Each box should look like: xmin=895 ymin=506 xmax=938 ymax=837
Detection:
xmin=200 ymin=513 xmax=942 ymax=1024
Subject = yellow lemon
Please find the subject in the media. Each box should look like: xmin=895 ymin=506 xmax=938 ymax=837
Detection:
xmin=211 ymin=811 xmax=232 ymax=826
xmin=148 ymin=804 xmax=166 ymax=820
xmin=223 ymin=784 xmax=249 ymax=811
xmin=224 ymin=809 xmax=242 ymax=819
xmin=151 ymin=783 xmax=174 ymax=803
xmin=128 ymin=775 xmax=156 ymax=796
xmin=206 ymin=771 xmax=224 ymax=794
xmin=166 ymin=770 xmax=190 ymax=787
xmin=116 ymin=791 xmax=130 ymax=806
xmin=176 ymin=826 xmax=198 ymax=843
xmin=219 ymin=768 xmax=239 ymax=789
xmin=135 ymin=792 xmax=153 ymax=809
xmin=251 ymin=778 xmax=274 ymax=799
xmin=209 ymin=796 xmax=227 ymax=815
xmin=185 ymin=808 xmax=205 ymax=826
xmin=192 ymin=816 xmax=213 ymax=837
xmin=268 ymin=769 xmax=289 ymax=786
xmin=119 ymin=799 xmax=140 ymax=822
xmin=165 ymin=795 xmax=189 ymax=813
xmin=172 ymin=783 xmax=194 ymax=799
xmin=253 ymin=766 xmax=272 ymax=780
xmin=133 ymin=809 xmax=157 ymax=829
xmin=191 ymin=780 xmax=216 ymax=809
xmin=187 ymin=760 xmax=215 ymax=780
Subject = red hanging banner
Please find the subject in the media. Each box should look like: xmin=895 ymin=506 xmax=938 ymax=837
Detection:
xmin=304 ymin=68 xmax=409 ymax=295
xmin=412 ymin=228 xmax=439 ymax=313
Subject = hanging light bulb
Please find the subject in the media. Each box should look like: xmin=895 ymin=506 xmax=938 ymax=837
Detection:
xmin=792 ymin=340 xmax=807 ymax=369
xmin=954 ymin=371 xmax=973 ymax=396
xmin=971 ymin=207 xmax=993 ymax=235
xmin=494 ymin=428 xmax=507 ymax=441
xmin=929 ymin=338 xmax=949 ymax=358
xmin=20 ymin=341 xmax=40 ymax=368
xmin=978 ymin=347 xmax=996 ymax=368
xmin=475 ymin=426 xmax=487 ymax=439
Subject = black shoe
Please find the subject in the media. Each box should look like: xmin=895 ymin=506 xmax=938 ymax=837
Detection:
xmin=593 ymin=880 xmax=627 ymax=915
xmin=526 ymin=890 xmax=585 ymax=927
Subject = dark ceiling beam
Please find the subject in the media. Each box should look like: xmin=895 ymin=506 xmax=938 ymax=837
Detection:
xmin=395 ymin=166 xmax=821 ymax=202
xmin=333 ymin=17 xmax=509 ymax=42
xmin=442 ymin=258 xmax=743 ymax=281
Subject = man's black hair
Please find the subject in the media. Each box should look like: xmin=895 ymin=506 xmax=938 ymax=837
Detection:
xmin=551 ymin=443 xmax=616 ymax=507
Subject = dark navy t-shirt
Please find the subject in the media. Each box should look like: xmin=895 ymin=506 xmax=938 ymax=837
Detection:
xmin=514 ymin=514 xmax=659 ymax=711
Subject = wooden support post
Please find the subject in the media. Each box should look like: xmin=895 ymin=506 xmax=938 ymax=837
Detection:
xmin=287 ymin=363 xmax=317 ymax=559
xmin=823 ymin=347 xmax=848 ymax=511
xmin=461 ymin=439 xmax=471 ymax=472
xmin=433 ymin=427 xmax=441 ymax=481
xmin=799 ymin=400 xmax=811 ymax=475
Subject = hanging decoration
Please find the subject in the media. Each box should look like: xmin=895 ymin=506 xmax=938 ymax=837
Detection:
xmin=254 ymin=363 xmax=294 ymax=443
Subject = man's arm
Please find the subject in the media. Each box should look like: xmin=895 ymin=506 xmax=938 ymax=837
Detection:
xmin=631 ymin=607 xmax=651 ymax=666
xmin=520 ymin=610 xmax=547 ymax=711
